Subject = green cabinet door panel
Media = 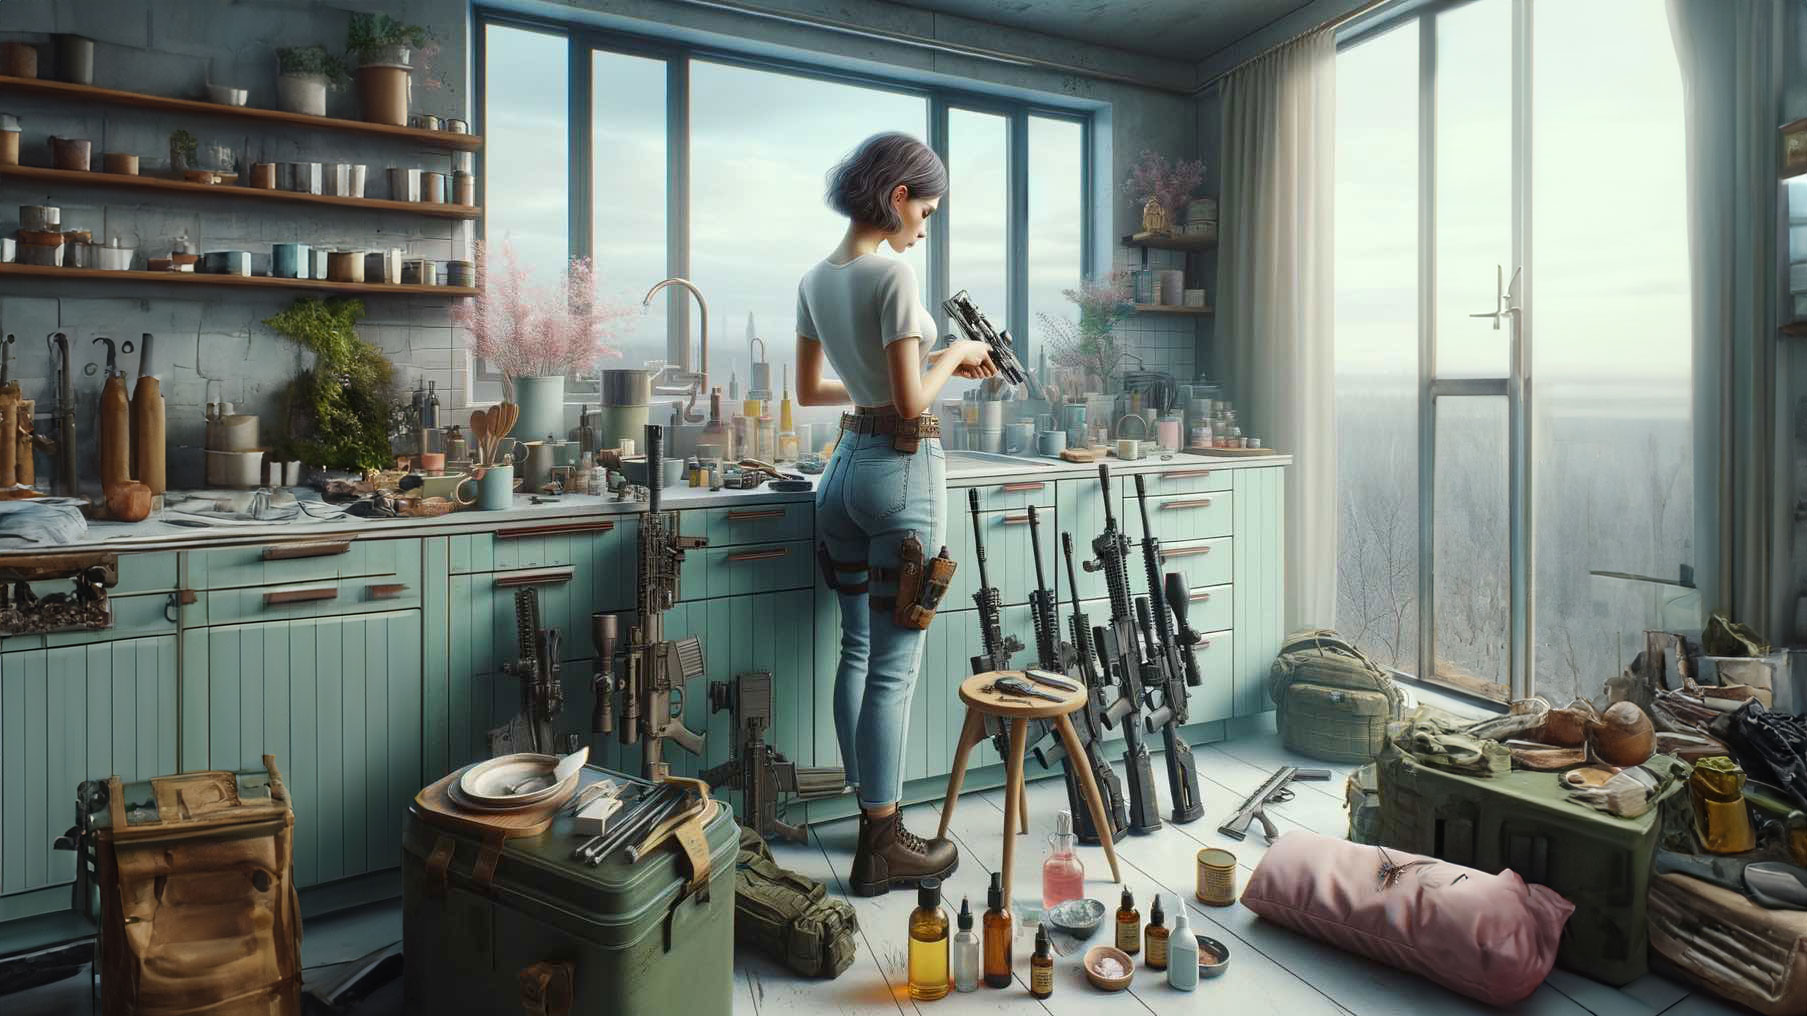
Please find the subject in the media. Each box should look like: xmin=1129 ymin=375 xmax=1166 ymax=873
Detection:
xmin=960 ymin=476 xmax=1057 ymax=512
xmin=1122 ymin=490 xmax=1233 ymax=544
xmin=421 ymin=538 xmax=453 ymax=782
xmin=198 ymin=611 xmax=422 ymax=889
xmin=1158 ymin=538 xmax=1233 ymax=591
xmin=679 ymin=540 xmax=814 ymax=600
xmin=690 ymin=502 xmax=813 ymax=548
xmin=189 ymin=538 xmax=415 ymax=590
xmin=1231 ymin=468 xmax=1285 ymax=718
xmin=1 ymin=636 xmax=178 ymax=896
xmin=0 ymin=591 xmax=180 ymax=654
xmin=941 ymin=505 xmax=1058 ymax=611
xmin=447 ymin=519 xmax=626 ymax=575
xmin=1132 ymin=466 xmax=1232 ymax=496
xmin=1053 ymin=474 xmax=1125 ymax=603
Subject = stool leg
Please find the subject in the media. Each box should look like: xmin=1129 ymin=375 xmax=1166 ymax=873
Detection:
xmin=1017 ymin=781 xmax=1029 ymax=835
xmin=1002 ymin=718 xmax=1029 ymax=903
xmin=1056 ymin=713 xmax=1122 ymax=884
xmin=938 ymin=708 xmax=985 ymax=840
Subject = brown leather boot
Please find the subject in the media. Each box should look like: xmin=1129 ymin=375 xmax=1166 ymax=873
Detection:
xmin=849 ymin=810 xmax=958 ymax=896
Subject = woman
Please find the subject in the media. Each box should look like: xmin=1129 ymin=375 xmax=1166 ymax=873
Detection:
xmin=795 ymin=132 xmax=997 ymax=895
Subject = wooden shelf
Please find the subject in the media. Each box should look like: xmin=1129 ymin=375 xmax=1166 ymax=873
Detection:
xmin=0 ymin=74 xmax=482 ymax=151
xmin=1132 ymin=303 xmax=1212 ymax=316
xmin=0 ymin=262 xmax=474 ymax=297
xmin=1 ymin=165 xmax=481 ymax=219
xmin=1121 ymin=231 xmax=1217 ymax=252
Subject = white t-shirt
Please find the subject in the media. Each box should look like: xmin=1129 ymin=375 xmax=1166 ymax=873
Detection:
xmin=795 ymin=254 xmax=937 ymax=409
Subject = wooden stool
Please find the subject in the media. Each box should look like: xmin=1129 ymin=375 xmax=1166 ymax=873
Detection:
xmin=936 ymin=671 xmax=1122 ymax=903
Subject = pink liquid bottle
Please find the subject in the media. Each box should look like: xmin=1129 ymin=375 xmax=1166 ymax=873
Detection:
xmin=1042 ymin=810 xmax=1086 ymax=909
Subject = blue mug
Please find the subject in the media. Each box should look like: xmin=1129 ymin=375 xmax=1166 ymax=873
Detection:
xmin=271 ymin=242 xmax=310 ymax=279
xmin=1036 ymin=429 xmax=1067 ymax=457
xmin=478 ymin=464 xmax=514 ymax=510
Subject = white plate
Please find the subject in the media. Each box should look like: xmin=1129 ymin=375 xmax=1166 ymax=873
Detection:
xmin=459 ymin=753 xmax=569 ymax=806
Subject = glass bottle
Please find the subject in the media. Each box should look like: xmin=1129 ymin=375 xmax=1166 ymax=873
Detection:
xmin=1167 ymin=903 xmax=1198 ymax=991
xmin=1115 ymin=888 xmax=1141 ymax=955
xmin=982 ymin=871 xmax=1013 ymax=989
xmin=951 ymin=897 xmax=981 ymax=992
xmin=1145 ymin=894 xmax=1169 ymax=970
xmin=757 ymin=409 xmax=777 ymax=462
xmin=700 ymin=386 xmax=731 ymax=459
xmin=908 ymin=878 xmax=950 ymax=1002
xmin=1042 ymin=810 xmax=1085 ymax=909
xmin=1029 ymin=924 xmax=1053 ymax=999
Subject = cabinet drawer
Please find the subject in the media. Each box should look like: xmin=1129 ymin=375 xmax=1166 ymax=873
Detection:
xmin=1138 ymin=465 xmax=1231 ymax=495
xmin=191 ymin=537 xmax=414 ymax=590
xmin=1054 ymin=475 xmax=1125 ymax=604
xmin=115 ymin=552 xmax=179 ymax=594
xmin=941 ymin=506 xmax=1057 ymax=610
xmin=693 ymin=502 xmax=812 ymax=548
xmin=1124 ymin=491 xmax=1232 ymax=543
xmin=1190 ymin=627 xmax=1234 ymax=723
xmin=201 ymin=556 xmax=424 ymax=626
xmin=1158 ymin=538 xmax=1232 ymax=590
xmin=1176 ymin=583 xmax=1232 ymax=635
xmin=960 ymin=477 xmax=1056 ymax=512
xmin=680 ymin=540 xmax=814 ymax=600
xmin=448 ymin=518 xmax=623 ymax=574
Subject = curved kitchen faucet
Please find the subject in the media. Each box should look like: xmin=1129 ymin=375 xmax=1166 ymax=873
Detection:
xmin=642 ymin=277 xmax=708 ymax=424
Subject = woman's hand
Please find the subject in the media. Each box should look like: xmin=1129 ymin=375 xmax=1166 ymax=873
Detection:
xmin=948 ymin=339 xmax=998 ymax=379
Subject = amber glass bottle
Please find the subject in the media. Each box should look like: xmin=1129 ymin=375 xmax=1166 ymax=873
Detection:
xmin=1145 ymin=894 xmax=1169 ymax=969
xmin=907 ymin=878 xmax=950 ymax=1001
xmin=1029 ymin=925 xmax=1054 ymax=999
xmin=1115 ymin=888 xmax=1141 ymax=955
xmin=982 ymin=872 xmax=1014 ymax=988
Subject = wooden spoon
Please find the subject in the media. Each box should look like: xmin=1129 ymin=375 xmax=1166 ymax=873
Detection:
xmin=470 ymin=408 xmax=489 ymax=466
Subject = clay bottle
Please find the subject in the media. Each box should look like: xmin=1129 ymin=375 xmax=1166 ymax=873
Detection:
xmin=130 ymin=333 xmax=165 ymax=495
xmin=99 ymin=369 xmax=130 ymax=489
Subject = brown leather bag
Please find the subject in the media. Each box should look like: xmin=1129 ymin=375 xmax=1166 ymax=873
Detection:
xmin=96 ymin=755 xmax=302 ymax=1016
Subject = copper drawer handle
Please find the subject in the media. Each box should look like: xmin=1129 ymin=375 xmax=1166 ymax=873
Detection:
xmin=262 ymin=541 xmax=351 ymax=561
xmin=1189 ymin=590 xmax=1213 ymax=603
xmin=494 ymin=567 xmax=576 ymax=587
xmin=999 ymin=482 xmax=1045 ymax=493
xmin=726 ymin=547 xmax=789 ymax=563
xmin=1160 ymin=545 xmax=1213 ymax=559
xmin=1000 ymin=514 xmax=1032 ymax=525
xmin=1162 ymin=469 xmax=1215 ymax=479
xmin=725 ymin=509 xmax=786 ymax=522
xmin=368 ymin=583 xmax=408 ymax=600
xmin=1159 ymin=498 xmax=1215 ymax=511
xmin=495 ymin=520 xmax=616 ymax=540
xmin=264 ymin=585 xmax=338 ymax=606
xmin=1198 ymin=637 xmax=1214 ymax=649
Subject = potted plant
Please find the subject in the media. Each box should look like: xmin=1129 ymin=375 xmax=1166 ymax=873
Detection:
xmin=1036 ymin=272 xmax=1134 ymax=394
xmin=264 ymin=297 xmax=397 ymax=472
xmin=454 ymin=240 xmax=633 ymax=440
xmin=275 ymin=44 xmax=348 ymax=117
xmin=168 ymin=129 xmax=197 ymax=174
xmin=345 ymin=12 xmax=431 ymax=126
xmin=1125 ymin=151 xmax=1205 ymax=236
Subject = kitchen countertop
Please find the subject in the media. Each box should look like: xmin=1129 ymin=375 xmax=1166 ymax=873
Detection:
xmin=5 ymin=450 xmax=1291 ymax=555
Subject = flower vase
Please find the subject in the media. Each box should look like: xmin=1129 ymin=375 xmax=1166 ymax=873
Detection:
xmin=512 ymin=375 xmax=566 ymax=442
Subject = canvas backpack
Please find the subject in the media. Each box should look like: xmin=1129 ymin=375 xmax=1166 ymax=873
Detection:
xmin=1268 ymin=629 xmax=1405 ymax=764
xmin=734 ymin=825 xmax=859 ymax=978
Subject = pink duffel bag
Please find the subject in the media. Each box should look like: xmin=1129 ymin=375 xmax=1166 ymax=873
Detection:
xmin=1241 ymin=831 xmax=1573 ymax=1005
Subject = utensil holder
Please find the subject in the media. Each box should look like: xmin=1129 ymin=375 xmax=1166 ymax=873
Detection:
xmin=478 ymin=464 xmax=514 ymax=510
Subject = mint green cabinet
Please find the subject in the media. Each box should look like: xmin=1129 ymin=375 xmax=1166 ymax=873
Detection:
xmin=193 ymin=611 xmax=422 ymax=888
xmin=1 ymin=636 xmax=178 ymax=899
xmin=1054 ymin=474 xmax=1124 ymax=603
xmin=940 ymin=498 xmax=1057 ymax=609
xmin=1232 ymin=468 xmax=1285 ymax=718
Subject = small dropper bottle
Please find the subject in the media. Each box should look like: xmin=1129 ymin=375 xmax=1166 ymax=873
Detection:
xmin=1029 ymin=924 xmax=1053 ymax=999
xmin=951 ymin=897 xmax=981 ymax=992
xmin=1115 ymin=888 xmax=1141 ymax=955
xmin=1145 ymin=894 xmax=1169 ymax=970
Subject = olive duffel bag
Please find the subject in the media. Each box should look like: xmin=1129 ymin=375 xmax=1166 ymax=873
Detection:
xmin=1268 ymin=629 xmax=1405 ymax=764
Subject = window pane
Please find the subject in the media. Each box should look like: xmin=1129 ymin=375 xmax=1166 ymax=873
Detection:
xmin=1434 ymin=0 xmax=1512 ymax=379
xmin=1433 ymin=396 xmax=1509 ymax=701
xmin=947 ymin=108 xmax=1009 ymax=402
xmin=484 ymin=25 xmax=568 ymax=283
xmin=690 ymin=61 xmax=926 ymax=431
xmin=1335 ymin=21 xmax=1420 ymax=673
xmin=1530 ymin=0 xmax=1697 ymax=701
xmin=593 ymin=50 xmax=668 ymax=378
xmin=1028 ymin=116 xmax=1084 ymax=377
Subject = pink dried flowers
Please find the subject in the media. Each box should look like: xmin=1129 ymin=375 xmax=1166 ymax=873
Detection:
xmin=1124 ymin=150 xmax=1205 ymax=217
xmin=454 ymin=239 xmax=631 ymax=394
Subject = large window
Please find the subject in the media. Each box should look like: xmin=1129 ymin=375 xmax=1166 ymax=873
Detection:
xmin=1334 ymin=0 xmax=1696 ymax=703
xmin=478 ymin=20 xmax=1091 ymax=408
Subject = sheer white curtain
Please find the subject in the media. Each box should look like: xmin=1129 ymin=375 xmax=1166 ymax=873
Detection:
xmin=1217 ymin=29 xmax=1337 ymax=629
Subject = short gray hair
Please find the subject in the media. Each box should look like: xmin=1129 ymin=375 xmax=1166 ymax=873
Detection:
xmin=825 ymin=132 xmax=947 ymax=231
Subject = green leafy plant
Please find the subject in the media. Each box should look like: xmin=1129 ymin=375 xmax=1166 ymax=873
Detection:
xmin=264 ymin=297 xmax=397 ymax=471
xmin=168 ymin=129 xmax=197 ymax=165
xmin=345 ymin=12 xmax=430 ymax=63
xmin=276 ymin=45 xmax=349 ymax=87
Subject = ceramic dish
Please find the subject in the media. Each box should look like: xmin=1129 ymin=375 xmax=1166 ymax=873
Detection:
xmin=1197 ymin=934 xmax=1230 ymax=977
xmin=1083 ymin=944 xmax=1134 ymax=991
xmin=206 ymin=82 xmax=248 ymax=106
xmin=459 ymin=752 xmax=571 ymax=806
xmin=1049 ymin=897 xmax=1106 ymax=937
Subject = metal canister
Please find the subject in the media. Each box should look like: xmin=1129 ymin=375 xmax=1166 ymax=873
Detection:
xmin=1690 ymin=755 xmax=1757 ymax=854
xmin=1196 ymin=848 xmax=1237 ymax=906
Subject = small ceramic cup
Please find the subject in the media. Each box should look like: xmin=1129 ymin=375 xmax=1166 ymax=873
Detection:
xmin=270 ymin=242 xmax=310 ymax=279
xmin=478 ymin=464 xmax=515 ymax=510
xmin=1036 ymin=429 xmax=1067 ymax=457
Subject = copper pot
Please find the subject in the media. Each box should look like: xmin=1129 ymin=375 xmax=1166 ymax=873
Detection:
xmin=1 ymin=42 xmax=38 ymax=79
xmin=50 ymin=135 xmax=91 ymax=171
xmin=102 ymin=152 xmax=139 ymax=175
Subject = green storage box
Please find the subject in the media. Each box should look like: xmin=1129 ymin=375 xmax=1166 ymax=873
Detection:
xmin=402 ymin=767 xmax=738 ymax=1015
xmin=1376 ymin=750 xmax=1680 ymax=986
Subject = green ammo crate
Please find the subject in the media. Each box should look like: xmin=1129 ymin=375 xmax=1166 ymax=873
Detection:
xmin=1376 ymin=750 xmax=1680 ymax=986
xmin=402 ymin=766 xmax=739 ymax=1015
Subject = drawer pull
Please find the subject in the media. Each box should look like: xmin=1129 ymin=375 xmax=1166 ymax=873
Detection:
xmin=264 ymin=585 xmax=338 ymax=606
xmin=999 ymin=482 xmax=1045 ymax=493
xmin=262 ymin=541 xmax=351 ymax=561
xmin=368 ymin=583 xmax=408 ymax=600
xmin=1000 ymin=514 xmax=1032 ymax=526
xmin=1160 ymin=545 xmax=1213 ymax=559
xmin=1162 ymin=469 xmax=1215 ymax=480
xmin=726 ymin=547 xmax=789 ymax=563
xmin=1160 ymin=498 xmax=1215 ymax=511
xmin=1189 ymin=590 xmax=1214 ymax=603
xmin=494 ymin=567 xmax=576 ymax=588
xmin=495 ymin=520 xmax=616 ymax=540
xmin=725 ymin=509 xmax=786 ymax=522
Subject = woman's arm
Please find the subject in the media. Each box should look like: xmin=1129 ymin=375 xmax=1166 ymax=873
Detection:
xmin=885 ymin=337 xmax=994 ymax=418
xmin=795 ymin=335 xmax=851 ymax=407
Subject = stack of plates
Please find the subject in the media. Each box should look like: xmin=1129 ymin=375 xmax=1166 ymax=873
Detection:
xmin=455 ymin=750 xmax=583 ymax=811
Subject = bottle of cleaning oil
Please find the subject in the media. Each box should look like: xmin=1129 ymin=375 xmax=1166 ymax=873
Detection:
xmin=982 ymin=871 xmax=1012 ymax=988
xmin=1115 ymin=888 xmax=1141 ymax=955
xmin=1029 ymin=924 xmax=1053 ymax=999
xmin=1167 ymin=902 xmax=1198 ymax=991
xmin=777 ymin=364 xmax=799 ymax=461
xmin=1042 ymin=810 xmax=1085 ymax=909
xmin=908 ymin=878 xmax=950 ymax=1001
xmin=952 ymin=897 xmax=980 ymax=992
xmin=1145 ymin=894 xmax=1169 ymax=970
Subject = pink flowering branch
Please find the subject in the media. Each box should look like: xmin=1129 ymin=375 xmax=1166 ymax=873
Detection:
xmin=1124 ymin=150 xmax=1205 ymax=215
xmin=454 ymin=239 xmax=629 ymax=394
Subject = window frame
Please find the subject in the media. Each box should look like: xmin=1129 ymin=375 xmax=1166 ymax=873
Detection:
xmin=474 ymin=9 xmax=1095 ymax=376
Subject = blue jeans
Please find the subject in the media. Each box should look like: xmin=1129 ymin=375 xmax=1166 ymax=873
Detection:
xmin=815 ymin=430 xmax=946 ymax=809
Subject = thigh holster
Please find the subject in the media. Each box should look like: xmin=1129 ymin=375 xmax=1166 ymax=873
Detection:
xmin=891 ymin=533 xmax=957 ymax=630
xmin=816 ymin=543 xmax=868 ymax=595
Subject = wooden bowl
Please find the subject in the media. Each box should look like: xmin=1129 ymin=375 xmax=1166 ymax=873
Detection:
xmin=1083 ymin=944 xmax=1134 ymax=991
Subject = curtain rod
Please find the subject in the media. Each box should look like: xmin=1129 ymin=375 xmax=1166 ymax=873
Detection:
xmin=1193 ymin=0 xmax=1396 ymax=93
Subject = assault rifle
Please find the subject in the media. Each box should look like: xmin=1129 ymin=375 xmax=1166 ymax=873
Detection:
xmin=942 ymin=290 xmax=1031 ymax=391
xmin=488 ymin=587 xmax=578 ymax=757
xmin=968 ymin=489 xmax=1039 ymax=771
xmin=1220 ymin=765 xmax=1332 ymax=841
xmin=1081 ymin=463 xmax=1163 ymax=835
xmin=1028 ymin=532 xmax=1131 ymax=844
xmin=617 ymin=424 xmax=708 ymax=780
xmin=701 ymin=672 xmax=848 ymax=842
xmin=1132 ymin=473 xmax=1203 ymax=824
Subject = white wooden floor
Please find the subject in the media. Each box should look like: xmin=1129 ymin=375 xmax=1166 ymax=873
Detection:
xmin=3 ymin=699 xmax=1754 ymax=1016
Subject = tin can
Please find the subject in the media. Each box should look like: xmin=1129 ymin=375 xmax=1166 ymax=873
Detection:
xmin=1196 ymin=848 xmax=1237 ymax=906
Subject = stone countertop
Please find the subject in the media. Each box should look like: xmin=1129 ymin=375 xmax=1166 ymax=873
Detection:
xmin=10 ymin=450 xmax=1291 ymax=555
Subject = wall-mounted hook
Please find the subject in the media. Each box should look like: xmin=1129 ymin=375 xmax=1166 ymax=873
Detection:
xmin=92 ymin=336 xmax=118 ymax=377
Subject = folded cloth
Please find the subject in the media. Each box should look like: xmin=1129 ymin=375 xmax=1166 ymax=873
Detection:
xmin=0 ymin=497 xmax=88 ymax=545
xmin=1392 ymin=707 xmax=1511 ymax=777
xmin=1242 ymin=831 xmax=1573 ymax=1006
xmin=1714 ymin=700 xmax=1807 ymax=811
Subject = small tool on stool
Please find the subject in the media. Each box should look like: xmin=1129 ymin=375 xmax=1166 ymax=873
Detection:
xmin=985 ymin=675 xmax=1065 ymax=703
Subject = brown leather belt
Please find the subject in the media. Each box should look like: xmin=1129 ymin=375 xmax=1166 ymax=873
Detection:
xmin=840 ymin=411 xmax=941 ymax=438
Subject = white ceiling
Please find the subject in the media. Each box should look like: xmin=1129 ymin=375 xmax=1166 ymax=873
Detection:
xmin=888 ymin=0 xmax=1320 ymax=63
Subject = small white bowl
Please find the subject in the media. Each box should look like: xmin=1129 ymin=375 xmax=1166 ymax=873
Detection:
xmin=205 ymin=82 xmax=248 ymax=106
